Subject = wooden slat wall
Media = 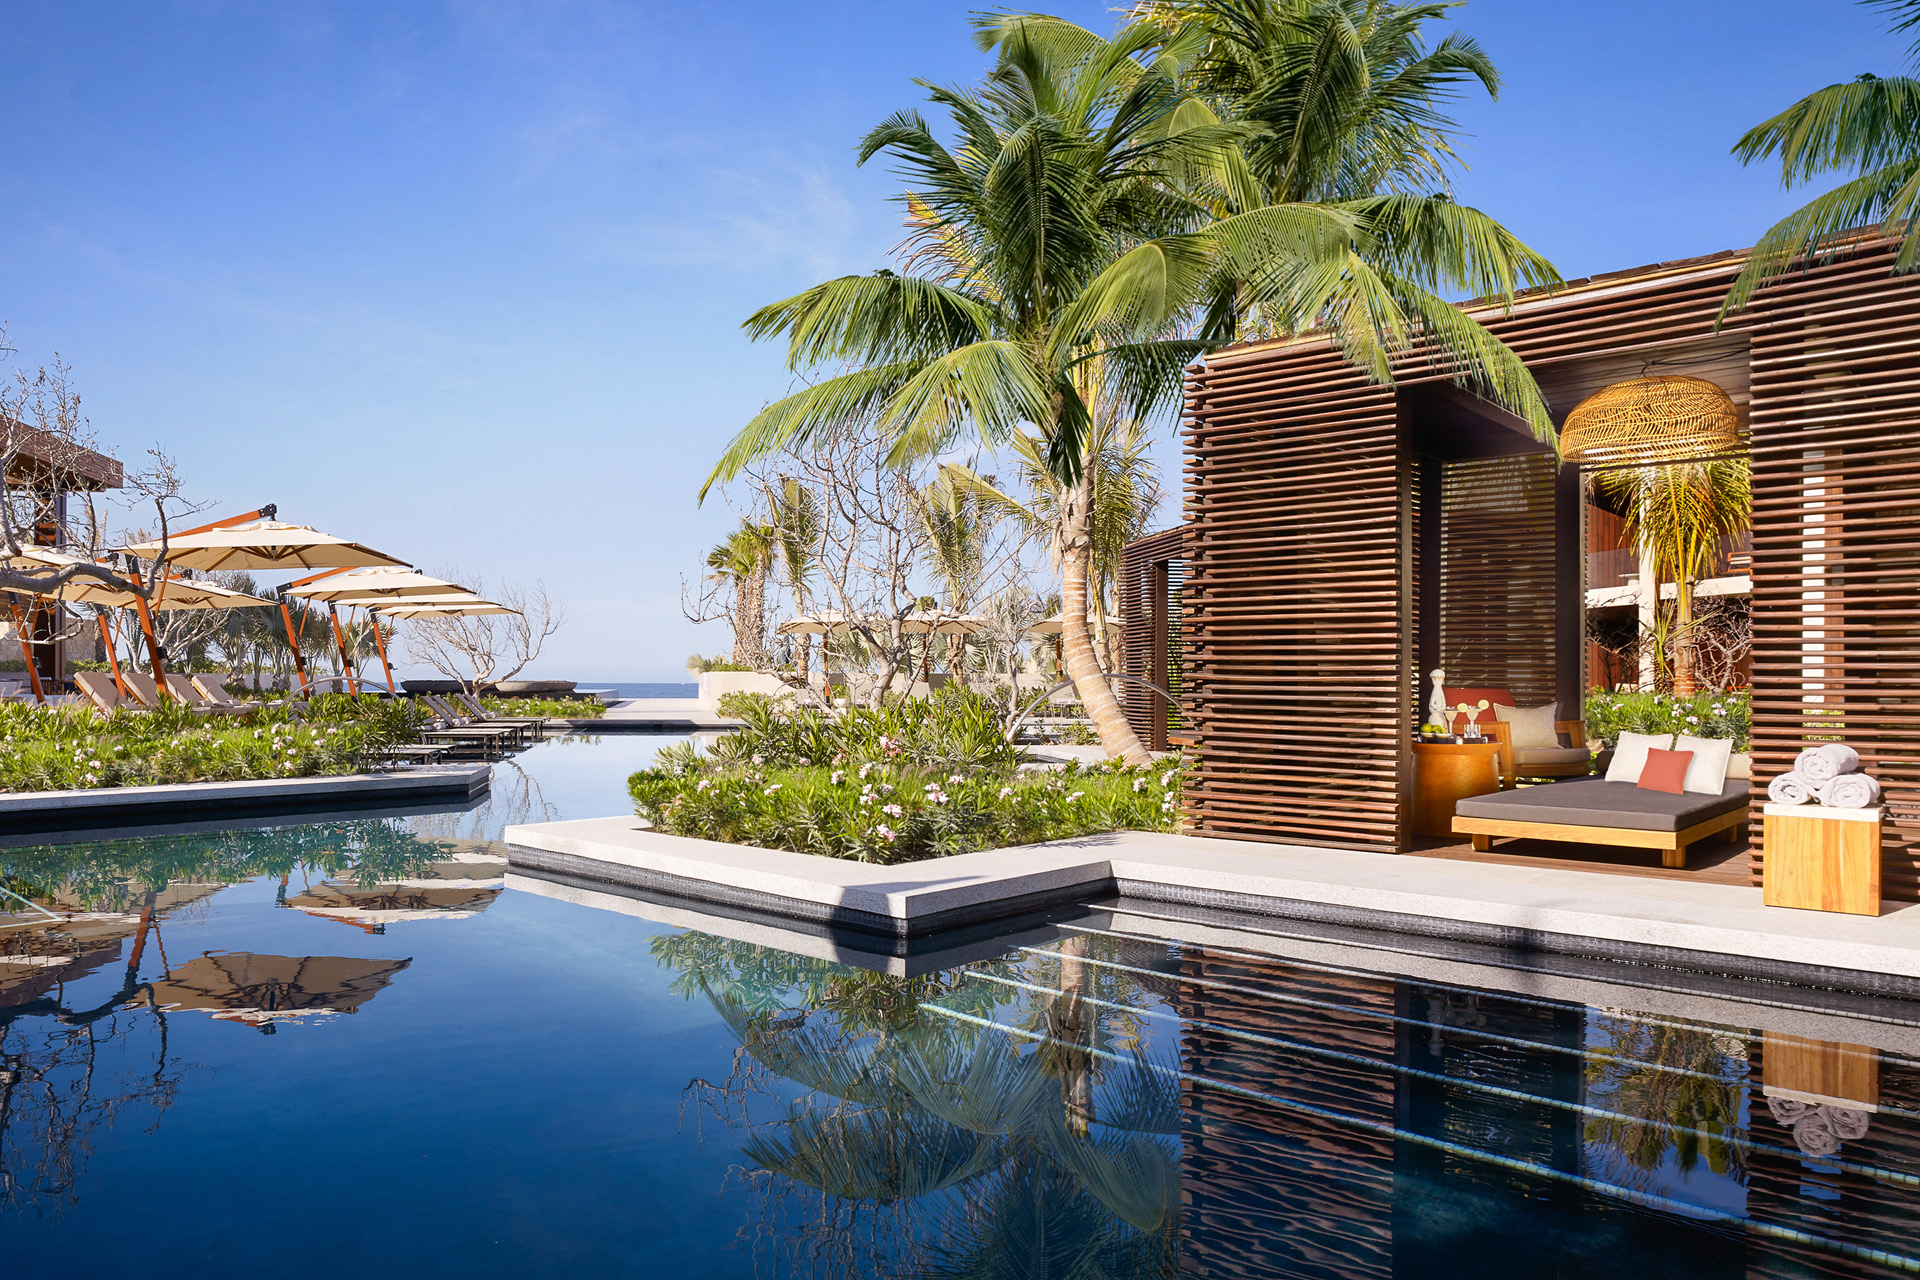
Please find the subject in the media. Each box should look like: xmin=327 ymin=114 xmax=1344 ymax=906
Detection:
xmin=1437 ymin=454 xmax=1560 ymax=706
xmin=1179 ymin=348 xmax=1408 ymax=849
xmin=1746 ymin=243 xmax=1920 ymax=900
xmin=1120 ymin=526 xmax=1191 ymax=747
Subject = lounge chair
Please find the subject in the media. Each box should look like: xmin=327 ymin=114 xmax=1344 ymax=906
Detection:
xmin=165 ymin=674 xmax=250 ymax=715
xmin=454 ymin=692 xmax=548 ymax=738
xmin=75 ymin=671 xmax=137 ymax=714
xmin=189 ymin=675 xmax=266 ymax=714
xmin=416 ymin=695 xmax=521 ymax=755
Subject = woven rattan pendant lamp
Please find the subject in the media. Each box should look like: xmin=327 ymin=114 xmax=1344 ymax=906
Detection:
xmin=1560 ymin=375 xmax=1741 ymax=467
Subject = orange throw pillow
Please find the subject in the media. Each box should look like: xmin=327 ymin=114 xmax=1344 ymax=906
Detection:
xmin=1637 ymin=747 xmax=1694 ymax=794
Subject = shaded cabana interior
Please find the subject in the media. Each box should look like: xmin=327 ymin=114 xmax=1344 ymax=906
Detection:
xmin=1124 ymin=244 xmax=1920 ymax=900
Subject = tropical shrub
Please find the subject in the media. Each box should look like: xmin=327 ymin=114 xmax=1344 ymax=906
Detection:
xmin=0 ymin=695 xmax=431 ymax=793
xmin=629 ymin=687 xmax=1180 ymax=863
xmin=1583 ymin=689 xmax=1751 ymax=752
xmin=478 ymin=694 xmax=603 ymax=719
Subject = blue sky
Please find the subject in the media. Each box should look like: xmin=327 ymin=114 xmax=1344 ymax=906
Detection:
xmin=0 ymin=1 xmax=1898 ymax=679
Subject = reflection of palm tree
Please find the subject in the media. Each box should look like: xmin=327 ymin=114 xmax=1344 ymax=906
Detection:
xmin=654 ymin=933 xmax=1182 ymax=1278
xmin=1583 ymin=1016 xmax=1747 ymax=1181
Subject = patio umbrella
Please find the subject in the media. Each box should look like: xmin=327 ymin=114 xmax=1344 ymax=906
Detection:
xmin=283 ymin=884 xmax=503 ymax=932
xmin=1028 ymin=612 xmax=1123 ymax=635
xmin=121 ymin=518 xmax=410 ymax=695
xmin=375 ymin=598 xmax=517 ymax=618
xmin=131 ymin=952 xmax=412 ymax=1032
xmin=284 ymin=568 xmax=474 ymax=604
xmin=5 ymin=551 xmax=273 ymax=703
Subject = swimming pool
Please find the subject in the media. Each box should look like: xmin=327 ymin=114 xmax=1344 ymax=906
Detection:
xmin=2 ymin=735 xmax=1914 ymax=1277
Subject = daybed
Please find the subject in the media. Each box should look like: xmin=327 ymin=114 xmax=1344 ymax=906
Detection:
xmin=1452 ymin=776 xmax=1748 ymax=869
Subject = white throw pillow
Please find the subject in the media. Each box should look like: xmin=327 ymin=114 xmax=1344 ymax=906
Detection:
xmin=1727 ymin=753 xmax=1751 ymax=782
xmin=1493 ymin=702 xmax=1561 ymax=749
xmin=1673 ymin=735 xmax=1735 ymax=795
xmin=1605 ymin=731 xmax=1673 ymax=784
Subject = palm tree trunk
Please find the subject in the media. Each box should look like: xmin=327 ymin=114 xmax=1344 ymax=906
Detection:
xmin=1059 ymin=479 xmax=1150 ymax=765
xmin=1673 ymin=575 xmax=1697 ymax=696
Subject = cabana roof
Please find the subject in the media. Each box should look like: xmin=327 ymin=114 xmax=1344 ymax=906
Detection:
xmin=0 ymin=418 xmax=124 ymax=491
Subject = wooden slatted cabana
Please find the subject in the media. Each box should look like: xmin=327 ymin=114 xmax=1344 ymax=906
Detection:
xmin=1125 ymin=240 xmax=1920 ymax=901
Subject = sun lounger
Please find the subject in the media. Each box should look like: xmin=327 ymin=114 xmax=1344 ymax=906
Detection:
xmin=415 ymin=695 xmax=521 ymax=756
xmin=1451 ymin=777 xmax=1749 ymax=869
xmin=75 ymin=671 xmax=136 ymax=714
xmin=165 ymin=674 xmax=250 ymax=715
xmin=454 ymin=692 xmax=548 ymax=737
xmin=189 ymin=675 xmax=265 ymax=713
xmin=424 ymin=694 xmax=529 ymax=745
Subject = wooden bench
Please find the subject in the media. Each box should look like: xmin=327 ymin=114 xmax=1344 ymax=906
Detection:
xmin=1452 ymin=777 xmax=1749 ymax=869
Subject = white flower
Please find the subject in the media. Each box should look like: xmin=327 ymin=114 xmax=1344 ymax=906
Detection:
xmin=860 ymin=793 xmax=876 ymax=806
xmin=830 ymin=770 xmax=846 ymax=784
xmin=751 ymin=754 xmax=765 ymax=765
xmin=1067 ymin=791 xmax=1084 ymax=801
xmin=998 ymin=786 xmax=1014 ymax=799
xmin=878 ymin=783 xmax=893 ymax=796
xmin=932 ymin=790 xmax=949 ymax=805
xmin=874 ymin=823 xmax=896 ymax=842
xmin=858 ymin=762 xmax=875 ymax=778
xmin=763 ymin=784 xmax=782 ymax=796
xmin=947 ymin=774 xmax=963 ymax=783
xmin=695 ymin=779 xmax=712 ymax=791
xmin=924 ymin=782 xmax=940 ymax=792
xmin=798 ymin=756 xmax=811 ymax=766
xmin=1133 ymin=778 xmax=1146 ymax=792
xmin=883 ymin=803 xmax=903 ymax=817
xmin=1159 ymin=771 xmax=1174 ymax=786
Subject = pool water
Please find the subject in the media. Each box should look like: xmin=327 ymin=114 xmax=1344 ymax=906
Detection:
xmin=2 ymin=736 xmax=1916 ymax=1277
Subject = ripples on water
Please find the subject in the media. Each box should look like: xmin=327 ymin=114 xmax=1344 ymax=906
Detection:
xmin=1 ymin=734 xmax=1915 ymax=1277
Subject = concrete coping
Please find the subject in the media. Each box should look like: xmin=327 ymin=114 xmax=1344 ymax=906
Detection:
xmin=0 ymin=764 xmax=492 ymax=832
xmin=502 ymin=816 xmax=1920 ymax=987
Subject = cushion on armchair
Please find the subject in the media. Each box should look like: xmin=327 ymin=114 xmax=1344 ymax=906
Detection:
xmin=1493 ymin=702 xmax=1561 ymax=749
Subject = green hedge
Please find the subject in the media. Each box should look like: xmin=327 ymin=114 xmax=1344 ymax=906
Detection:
xmin=1583 ymin=689 xmax=1751 ymax=751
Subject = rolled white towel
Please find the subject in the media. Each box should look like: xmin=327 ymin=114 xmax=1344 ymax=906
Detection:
xmin=1798 ymin=743 xmax=1861 ymax=783
xmin=1767 ymin=772 xmax=1815 ymax=805
xmin=1818 ymin=773 xmax=1881 ymax=809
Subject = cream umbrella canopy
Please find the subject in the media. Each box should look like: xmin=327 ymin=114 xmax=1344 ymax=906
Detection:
xmin=1028 ymin=612 xmax=1122 ymax=635
xmin=374 ymin=598 xmax=517 ymax=618
xmin=778 ymin=610 xmax=987 ymax=636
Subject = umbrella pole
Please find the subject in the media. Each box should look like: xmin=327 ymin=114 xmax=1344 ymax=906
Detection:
xmin=98 ymin=612 xmax=129 ymax=697
xmin=278 ymin=596 xmax=311 ymax=694
xmin=7 ymin=597 xmax=46 ymax=704
xmin=327 ymin=603 xmax=360 ymax=695
xmin=133 ymin=593 xmax=171 ymax=702
xmin=368 ymin=608 xmax=397 ymax=694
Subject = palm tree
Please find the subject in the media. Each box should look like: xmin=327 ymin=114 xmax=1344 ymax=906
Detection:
xmin=707 ymin=13 xmax=1554 ymax=763
xmin=1724 ymin=0 xmax=1920 ymax=312
xmin=768 ymin=479 xmax=822 ymax=682
xmin=1594 ymin=460 xmax=1751 ymax=695
xmin=706 ymin=521 xmax=775 ymax=666
xmin=943 ymin=417 xmax=1162 ymax=674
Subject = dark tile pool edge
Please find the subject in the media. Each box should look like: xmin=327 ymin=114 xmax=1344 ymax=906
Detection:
xmin=504 ymin=844 xmax=1113 ymax=939
xmin=1113 ymin=878 xmax=1920 ymax=1004
xmin=0 ymin=766 xmax=492 ymax=836
xmin=510 ymin=863 xmax=1096 ymax=968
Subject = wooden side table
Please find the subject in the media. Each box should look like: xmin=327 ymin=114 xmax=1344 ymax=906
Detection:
xmin=1412 ymin=740 xmax=1503 ymax=839
xmin=1763 ymin=803 xmax=1883 ymax=916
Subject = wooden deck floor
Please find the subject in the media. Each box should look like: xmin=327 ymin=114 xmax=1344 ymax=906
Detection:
xmin=1406 ymin=832 xmax=1753 ymax=886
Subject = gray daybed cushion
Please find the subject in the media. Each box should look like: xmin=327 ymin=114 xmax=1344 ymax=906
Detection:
xmin=1453 ymin=777 xmax=1749 ymax=833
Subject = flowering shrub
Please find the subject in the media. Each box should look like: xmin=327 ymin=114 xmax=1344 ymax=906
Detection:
xmin=0 ymin=695 xmax=428 ymax=792
xmin=1583 ymin=689 xmax=1751 ymax=751
xmin=628 ymin=690 xmax=1181 ymax=863
xmin=478 ymin=694 xmax=604 ymax=719
xmin=629 ymin=757 xmax=1181 ymax=864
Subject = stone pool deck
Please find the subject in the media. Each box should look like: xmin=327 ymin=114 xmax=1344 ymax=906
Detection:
xmin=0 ymin=764 xmax=492 ymax=836
xmin=501 ymin=817 xmax=1920 ymax=996
xmin=557 ymin=698 xmax=739 ymax=733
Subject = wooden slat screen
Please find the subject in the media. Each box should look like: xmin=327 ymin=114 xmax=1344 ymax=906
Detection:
xmin=1437 ymin=453 xmax=1559 ymax=706
xmin=1746 ymin=243 xmax=1920 ymax=899
xmin=1180 ymin=349 xmax=1407 ymax=849
xmin=1120 ymin=526 xmax=1191 ymax=747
